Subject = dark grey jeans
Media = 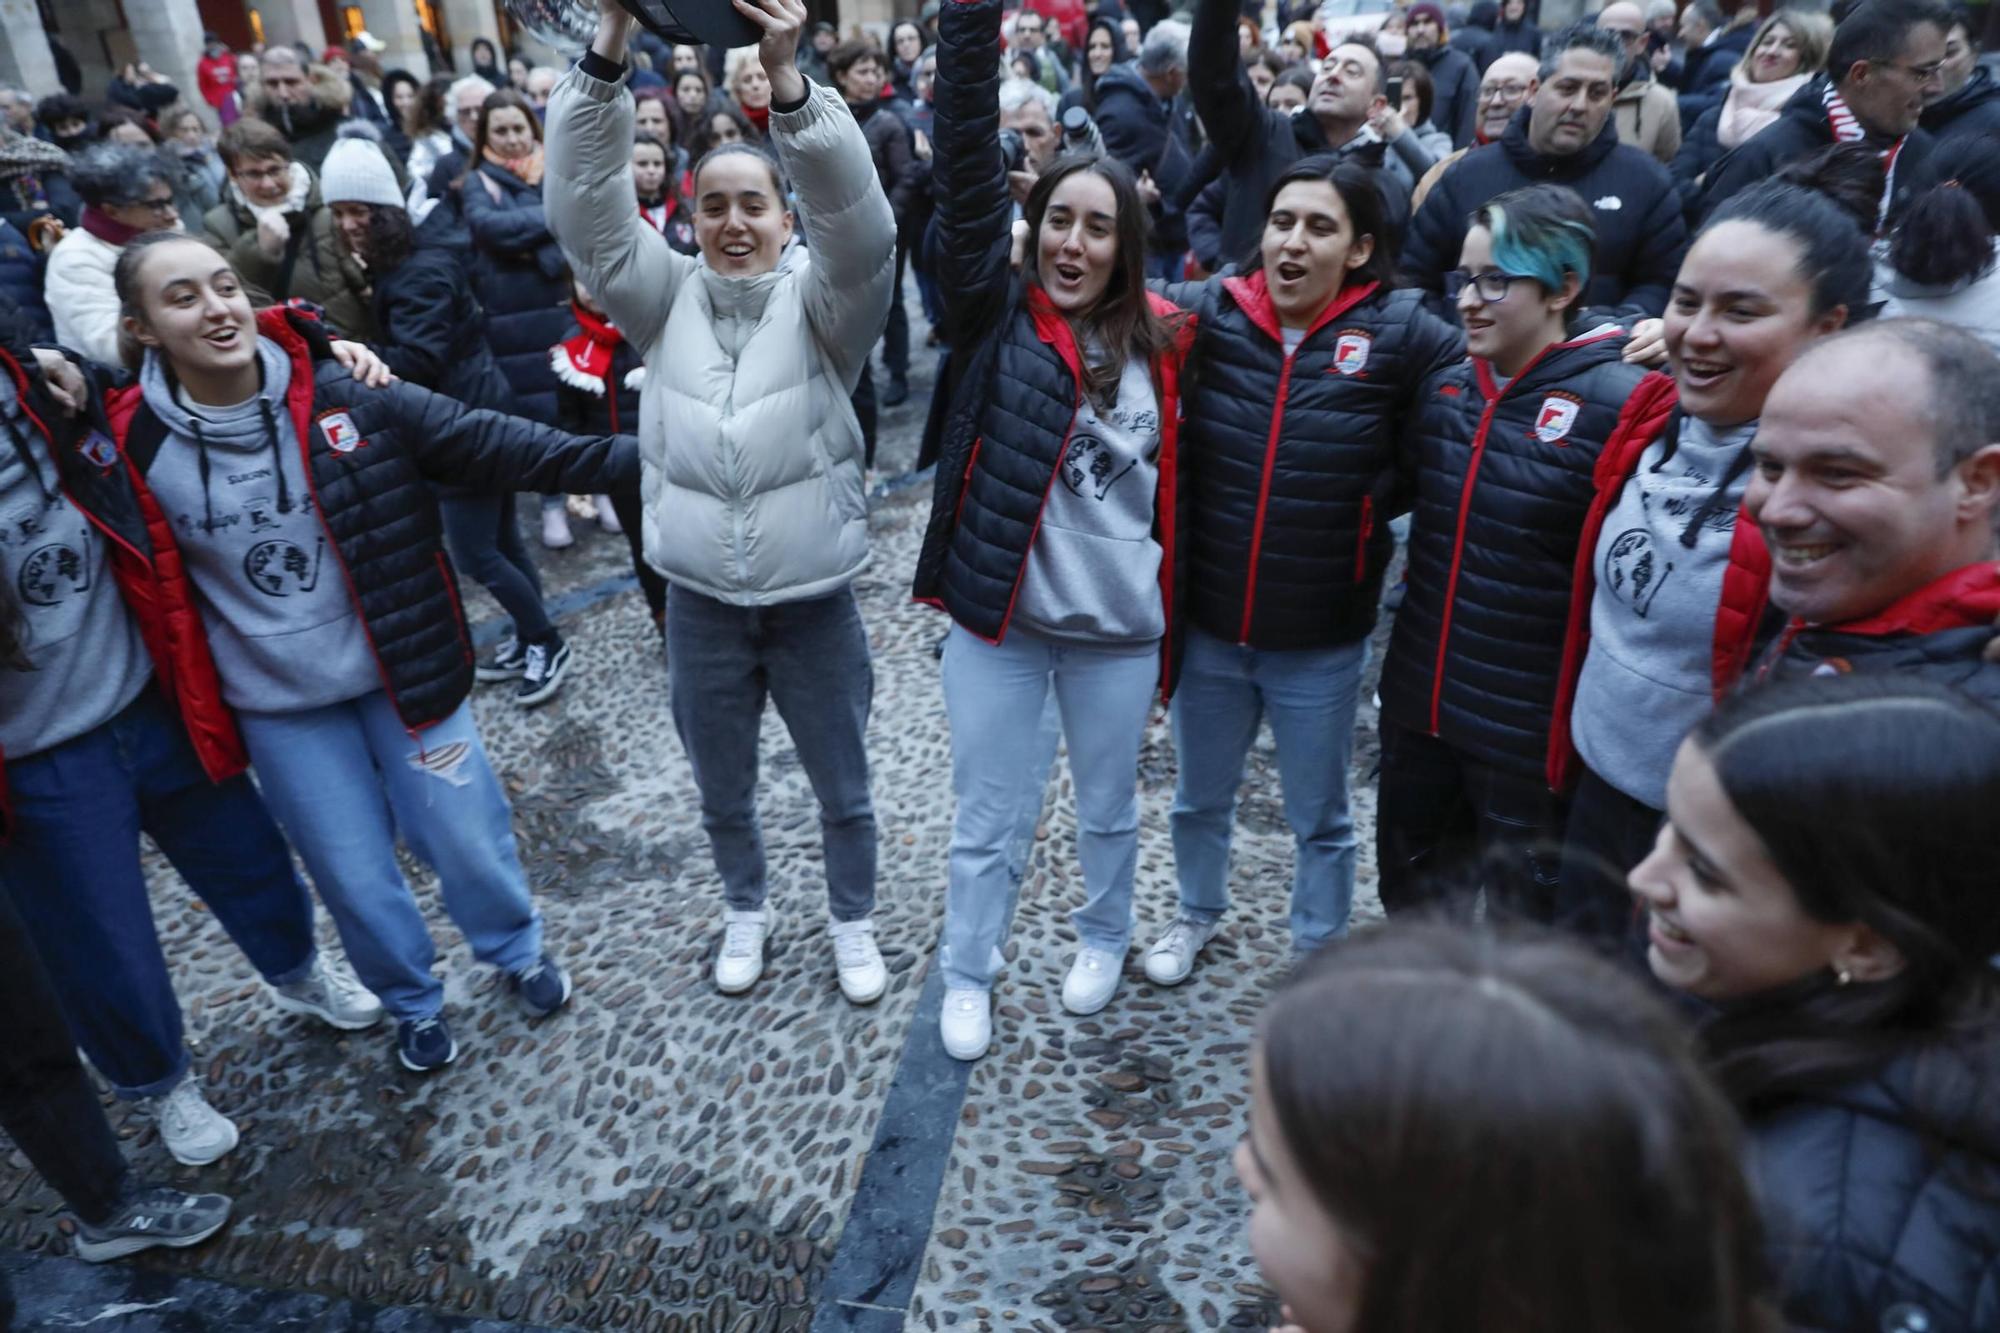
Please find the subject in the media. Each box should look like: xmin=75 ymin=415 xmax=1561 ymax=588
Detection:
xmin=666 ymin=585 xmax=878 ymax=922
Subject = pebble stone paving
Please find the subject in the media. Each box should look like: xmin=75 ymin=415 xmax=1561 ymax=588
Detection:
xmin=0 ymin=335 xmax=1390 ymax=1331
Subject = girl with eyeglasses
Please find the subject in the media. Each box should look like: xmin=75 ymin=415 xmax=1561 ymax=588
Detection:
xmin=1377 ymin=184 xmax=1647 ymax=922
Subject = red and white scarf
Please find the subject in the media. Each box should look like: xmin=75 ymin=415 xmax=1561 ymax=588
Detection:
xmin=1823 ymin=82 xmax=1905 ymax=232
xmin=549 ymin=302 xmax=646 ymax=395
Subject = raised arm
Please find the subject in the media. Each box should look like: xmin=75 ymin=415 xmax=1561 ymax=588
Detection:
xmin=387 ymin=371 xmax=640 ymax=495
xmin=544 ymin=1 xmax=696 ymax=358
xmin=777 ymin=85 xmax=898 ymax=387
xmin=932 ymin=0 xmax=1021 ymax=346
xmin=1187 ymin=0 xmax=1262 ymax=160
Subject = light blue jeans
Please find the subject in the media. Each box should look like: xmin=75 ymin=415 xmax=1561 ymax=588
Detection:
xmin=238 ymin=692 xmax=544 ymax=1022
xmin=939 ymin=624 xmax=1158 ymax=992
xmin=1168 ymin=627 xmax=1369 ymax=952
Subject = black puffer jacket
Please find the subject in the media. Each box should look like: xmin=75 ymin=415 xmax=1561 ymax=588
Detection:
xmin=1700 ymin=76 xmax=1939 ymax=227
xmin=1752 ymin=562 xmax=2000 ymax=705
xmin=1379 ymin=327 xmax=1642 ymax=776
xmin=1749 ymin=1052 xmax=2000 ymax=1333
xmin=1670 ymin=103 xmax=1725 ymax=214
xmin=1156 ymin=271 xmax=1462 ymax=651
xmin=914 ymin=0 xmax=1193 ymax=694
xmin=96 ymin=308 xmax=635 ymax=733
xmin=462 ymin=156 xmax=571 ymax=423
xmin=369 ymin=206 xmax=519 ymax=416
xmin=1921 ymin=64 xmax=2000 ymax=146
xmin=1410 ymin=43 xmax=1480 ymax=149
xmin=1403 ymin=108 xmax=1688 ymax=320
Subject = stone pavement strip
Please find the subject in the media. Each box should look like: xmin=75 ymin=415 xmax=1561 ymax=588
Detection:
xmin=0 ymin=356 xmax=1388 ymax=1332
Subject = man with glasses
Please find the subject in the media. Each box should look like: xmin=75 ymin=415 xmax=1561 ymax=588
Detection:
xmin=1010 ymin=10 xmax=1069 ymax=94
xmin=1403 ymin=24 xmax=1688 ymax=323
xmin=1595 ymin=1 xmax=1681 ymax=165
xmin=45 ymin=144 xmax=183 ymax=363
xmin=1700 ymin=0 xmax=1950 ymax=227
xmin=1412 ymin=52 xmax=1544 ymax=209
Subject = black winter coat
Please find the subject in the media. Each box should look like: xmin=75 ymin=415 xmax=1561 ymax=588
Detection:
xmin=462 ymin=157 xmax=571 ymax=424
xmin=1700 ymin=77 xmax=1939 ymax=228
xmin=370 ymin=207 xmax=519 ymax=416
xmin=851 ymin=97 xmax=922 ymax=229
xmin=1091 ymin=62 xmax=1200 ymax=256
xmin=1749 ymin=1053 xmax=2000 ymax=1333
xmin=1489 ymin=18 xmax=1542 ymax=60
xmin=1156 ymin=271 xmax=1463 ymax=651
xmin=1187 ymin=0 xmax=1412 ymax=266
xmin=1678 ymin=21 xmax=1753 ymax=129
xmin=1404 ymin=108 xmax=1688 ymax=320
xmin=1450 ymin=17 xmax=1503 ymax=75
xmin=1671 ymin=103 xmax=1724 ymax=213
xmin=1379 ymin=327 xmax=1642 ymax=776
xmin=1753 ymin=562 xmax=2000 ymax=706
xmin=915 ymin=0 xmax=1193 ymax=693
xmin=1411 ymin=43 xmax=1480 ymax=149
xmin=1921 ymin=64 xmax=2000 ymax=146
xmin=0 ymin=219 xmax=47 ymax=343
xmin=99 ymin=310 xmax=635 ymax=733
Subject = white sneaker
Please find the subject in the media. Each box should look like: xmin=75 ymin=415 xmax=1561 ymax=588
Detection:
xmin=829 ymin=918 xmax=887 ymax=1005
xmin=540 ymin=504 xmax=575 ymax=550
xmin=715 ymin=910 xmax=768 ymax=994
xmin=940 ymin=987 xmax=991 ymax=1060
xmin=1061 ymin=946 xmax=1125 ymax=1016
xmin=145 ymin=1079 xmax=239 ymax=1167
xmin=271 ymin=952 xmax=384 ymax=1030
xmin=1143 ymin=917 xmax=1221 ymax=987
xmin=594 ymin=495 xmax=622 ymax=534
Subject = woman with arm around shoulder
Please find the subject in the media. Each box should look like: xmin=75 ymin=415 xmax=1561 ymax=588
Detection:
xmin=1138 ymin=157 xmax=1462 ymax=991
xmin=1376 ymin=185 xmax=1644 ymax=923
xmin=104 ymin=233 xmax=636 ymax=1075
xmin=1549 ymin=178 xmax=1873 ymax=944
xmin=544 ymin=0 xmax=898 ymax=1007
xmin=1629 ymin=674 xmax=2000 ymax=1333
xmin=914 ymin=0 xmax=1192 ymax=1061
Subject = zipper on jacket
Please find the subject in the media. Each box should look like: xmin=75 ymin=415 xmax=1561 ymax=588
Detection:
xmin=1427 ymin=388 xmax=1507 ymax=735
xmin=1352 ymin=496 xmax=1374 ymax=584
xmin=436 ymin=551 xmax=474 ymax=665
xmin=993 ymin=395 xmax=1083 ymax=642
xmin=954 ymin=438 xmax=982 ymax=524
xmin=1238 ymin=351 xmax=1296 ymax=644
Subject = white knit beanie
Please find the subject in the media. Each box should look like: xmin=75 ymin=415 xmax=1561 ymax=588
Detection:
xmin=319 ymin=137 xmax=404 ymax=210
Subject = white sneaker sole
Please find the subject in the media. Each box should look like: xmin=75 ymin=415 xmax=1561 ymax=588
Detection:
xmin=940 ymin=1023 xmax=990 ymax=1061
xmin=838 ymin=969 xmax=887 ymax=1005
xmin=474 ymin=663 xmax=525 ymax=683
xmin=715 ymin=963 xmax=763 ymax=995
xmin=270 ymin=988 xmax=385 ymax=1032
xmin=397 ymin=1036 xmax=460 ymax=1073
xmin=161 ymin=1116 xmax=239 ymax=1168
xmin=516 ymin=658 xmax=571 ymax=708
xmin=1061 ymin=984 xmax=1120 ymax=1017
xmin=74 ymin=1212 xmax=230 ymax=1263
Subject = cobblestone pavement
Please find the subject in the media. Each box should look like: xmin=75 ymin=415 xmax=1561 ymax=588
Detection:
xmin=0 ymin=338 xmax=1389 ymax=1332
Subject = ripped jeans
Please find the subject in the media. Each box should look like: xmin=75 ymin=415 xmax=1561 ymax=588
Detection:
xmin=237 ymin=691 xmax=543 ymax=1022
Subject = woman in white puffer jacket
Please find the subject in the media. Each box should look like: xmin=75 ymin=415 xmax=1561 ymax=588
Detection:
xmin=545 ymin=0 xmax=896 ymax=1008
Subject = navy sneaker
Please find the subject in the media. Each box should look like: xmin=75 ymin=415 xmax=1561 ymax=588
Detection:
xmin=396 ymin=1014 xmax=458 ymax=1073
xmin=511 ymin=954 xmax=573 ymax=1019
xmin=73 ymin=1185 xmax=232 ymax=1263
xmin=476 ymin=635 xmax=527 ymax=682
xmin=516 ymin=637 xmax=572 ymax=708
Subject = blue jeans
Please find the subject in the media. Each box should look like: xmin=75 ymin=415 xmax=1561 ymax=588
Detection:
xmin=1168 ymin=627 xmax=1369 ymax=951
xmin=0 ymin=684 xmax=316 ymax=1098
xmin=438 ymin=491 xmax=553 ymax=642
xmin=666 ymin=586 xmax=878 ymax=922
xmin=237 ymin=692 xmax=543 ymax=1022
xmin=940 ymin=624 xmax=1158 ymax=991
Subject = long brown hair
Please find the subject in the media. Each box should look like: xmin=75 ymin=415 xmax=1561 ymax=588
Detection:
xmin=1261 ymin=922 xmax=1776 ymax=1333
xmin=1020 ymin=153 xmax=1179 ymax=410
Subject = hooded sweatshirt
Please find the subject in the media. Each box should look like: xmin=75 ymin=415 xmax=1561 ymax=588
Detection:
xmin=1571 ymin=412 xmax=1756 ymax=808
xmin=137 ymin=337 xmax=379 ymax=714
xmin=0 ymin=376 xmax=150 ymax=757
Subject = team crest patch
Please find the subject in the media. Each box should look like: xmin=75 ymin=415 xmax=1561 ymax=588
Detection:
xmin=1533 ymin=394 xmax=1582 ymax=444
xmin=1330 ymin=331 xmax=1372 ymax=376
xmin=78 ymin=430 xmax=118 ymax=467
xmin=318 ymin=410 xmax=365 ymax=454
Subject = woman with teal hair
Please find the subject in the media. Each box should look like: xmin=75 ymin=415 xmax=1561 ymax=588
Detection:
xmin=1376 ymin=184 xmax=1650 ymax=922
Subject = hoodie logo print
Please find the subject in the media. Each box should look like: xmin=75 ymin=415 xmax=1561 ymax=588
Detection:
xmin=244 ymin=536 xmax=324 ymax=597
xmin=17 ymin=536 xmax=89 ymax=607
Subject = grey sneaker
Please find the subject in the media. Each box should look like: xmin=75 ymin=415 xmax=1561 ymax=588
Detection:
xmin=73 ymin=1185 xmax=232 ymax=1263
xmin=272 ymin=952 xmax=384 ymax=1030
xmin=143 ymin=1079 xmax=238 ymax=1167
xmin=1143 ymin=917 xmax=1222 ymax=987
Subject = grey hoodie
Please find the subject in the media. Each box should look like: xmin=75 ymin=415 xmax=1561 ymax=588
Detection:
xmin=138 ymin=338 xmax=380 ymax=714
xmin=0 ymin=377 xmax=151 ymax=757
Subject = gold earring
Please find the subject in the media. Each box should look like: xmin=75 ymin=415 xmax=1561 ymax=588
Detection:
xmin=1835 ymin=966 xmax=1854 ymax=986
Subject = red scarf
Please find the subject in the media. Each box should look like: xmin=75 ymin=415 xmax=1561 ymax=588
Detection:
xmin=743 ymin=102 xmax=770 ymax=134
xmin=80 ymin=205 xmax=147 ymax=246
xmin=1822 ymin=82 xmax=1904 ymax=232
xmin=549 ymin=302 xmax=626 ymax=395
